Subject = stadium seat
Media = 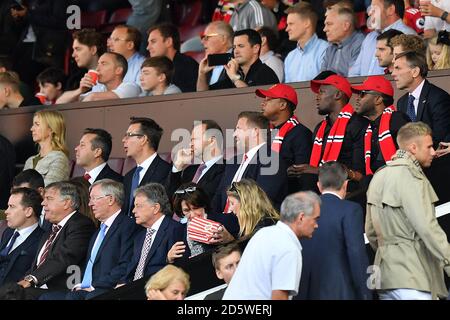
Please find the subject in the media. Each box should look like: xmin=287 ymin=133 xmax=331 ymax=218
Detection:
xmin=122 ymin=157 xmax=136 ymax=175
xmin=68 ymin=160 xmax=76 ymax=177
xmin=159 ymin=152 xmax=172 ymax=164
xmin=355 ymin=11 xmax=369 ymax=33
xmin=81 ymin=10 xmax=108 ymax=29
xmin=71 ymin=163 xmax=85 ymax=178
xmin=100 ymin=7 xmax=133 ymax=34
xmin=107 ymin=157 xmax=125 ymax=174
xmin=179 ymin=24 xmax=207 ymax=43
xmin=184 ymin=51 xmax=204 ymax=63
xmin=173 ymin=0 xmax=203 ymax=27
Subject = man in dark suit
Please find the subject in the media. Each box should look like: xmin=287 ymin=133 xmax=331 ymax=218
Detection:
xmin=75 ymin=128 xmax=123 ymax=184
xmin=296 ymin=161 xmax=371 ymax=300
xmin=166 ymin=120 xmax=225 ymax=201
xmin=213 ymin=111 xmax=288 ymax=214
xmin=13 ymin=182 xmax=96 ymax=299
xmin=256 ymin=83 xmax=313 ymax=193
xmin=11 ymin=169 xmax=49 ymax=232
xmin=0 ymin=188 xmax=44 ymax=286
xmin=122 ymin=117 xmax=171 ymax=217
xmin=393 ymin=51 xmax=450 ymax=146
xmin=39 ymin=179 xmax=138 ymax=300
xmin=117 ymin=183 xmax=180 ymax=286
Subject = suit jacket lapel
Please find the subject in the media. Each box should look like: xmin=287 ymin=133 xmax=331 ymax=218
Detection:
xmin=93 ymin=214 xmax=123 ymax=265
xmin=144 ymin=216 xmax=169 ymax=266
xmin=417 ymin=80 xmax=430 ymax=121
xmin=139 ymin=156 xmax=159 ymax=186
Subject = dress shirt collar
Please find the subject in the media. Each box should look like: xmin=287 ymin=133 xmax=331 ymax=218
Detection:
xmin=298 ymin=33 xmax=319 ymax=52
xmin=101 ymin=209 xmax=121 ymax=233
xmin=245 ymin=142 xmax=266 ymax=163
xmin=57 ymin=211 xmax=77 ymax=229
xmin=86 ymin=162 xmax=107 ymax=184
xmin=322 ymin=191 xmax=343 ymax=200
xmin=410 ymin=79 xmax=425 ymax=99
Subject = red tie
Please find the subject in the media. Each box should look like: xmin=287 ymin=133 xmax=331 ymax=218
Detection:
xmin=83 ymin=173 xmax=91 ymax=181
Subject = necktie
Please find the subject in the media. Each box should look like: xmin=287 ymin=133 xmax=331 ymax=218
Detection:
xmin=0 ymin=231 xmax=20 ymax=256
xmin=83 ymin=173 xmax=91 ymax=182
xmin=37 ymin=224 xmax=62 ymax=268
xmin=191 ymin=163 xmax=207 ymax=183
xmin=128 ymin=166 xmax=143 ymax=216
xmin=407 ymin=94 xmax=417 ymax=122
xmin=81 ymin=223 xmax=107 ymax=288
xmin=133 ymin=228 xmax=156 ymax=281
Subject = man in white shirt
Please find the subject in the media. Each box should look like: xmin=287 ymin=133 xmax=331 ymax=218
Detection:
xmin=75 ymin=128 xmax=123 ymax=184
xmin=212 ymin=111 xmax=288 ymax=213
xmin=0 ymin=188 xmax=44 ymax=286
xmin=223 ymin=191 xmax=321 ymax=300
xmin=81 ymin=52 xmax=142 ymax=102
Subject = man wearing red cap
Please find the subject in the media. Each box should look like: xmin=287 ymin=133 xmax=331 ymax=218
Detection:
xmin=288 ymin=74 xmax=366 ymax=189
xmin=256 ymin=84 xmax=312 ymax=192
xmin=352 ymin=75 xmax=410 ymax=177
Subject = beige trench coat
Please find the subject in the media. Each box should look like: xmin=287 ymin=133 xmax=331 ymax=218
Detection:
xmin=366 ymin=151 xmax=450 ymax=299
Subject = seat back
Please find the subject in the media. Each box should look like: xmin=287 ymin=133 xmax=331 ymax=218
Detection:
xmin=81 ymin=10 xmax=108 ymax=29
xmin=173 ymin=0 xmax=203 ymax=27
xmin=107 ymin=158 xmax=125 ymax=174
xmin=122 ymin=157 xmax=137 ymax=176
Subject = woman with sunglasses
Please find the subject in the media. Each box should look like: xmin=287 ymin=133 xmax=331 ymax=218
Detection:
xmin=167 ymin=183 xmax=235 ymax=263
xmin=225 ymin=179 xmax=279 ymax=240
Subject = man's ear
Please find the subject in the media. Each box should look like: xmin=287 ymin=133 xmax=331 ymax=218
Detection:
xmin=317 ymin=181 xmax=323 ymax=193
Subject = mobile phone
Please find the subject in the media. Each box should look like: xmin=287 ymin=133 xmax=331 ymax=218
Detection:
xmin=207 ymin=53 xmax=232 ymax=66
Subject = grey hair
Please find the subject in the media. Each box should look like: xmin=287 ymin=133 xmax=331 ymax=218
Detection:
xmin=90 ymin=179 xmax=125 ymax=207
xmin=46 ymin=181 xmax=80 ymax=211
xmin=280 ymin=191 xmax=321 ymax=223
xmin=318 ymin=161 xmax=348 ymax=191
xmin=134 ymin=183 xmax=172 ymax=216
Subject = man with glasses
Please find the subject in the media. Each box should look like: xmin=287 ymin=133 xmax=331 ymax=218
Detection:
xmin=107 ymin=25 xmax=146 ymax=87
xmin=352 ymin=75 xmax=410 ymax=180
xmin=122 ymin=117 xmax=171 ymax=217
xmin=39 ymin=179 xmax=138 ymax=300
xmin=197 ymin=21 xmax=234 ymax=90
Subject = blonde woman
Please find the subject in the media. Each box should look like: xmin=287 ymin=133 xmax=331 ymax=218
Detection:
xmin=145 ymin=265 xmax=190 ymax=300
xmin=426 ymin=31 xmax=450 ymax=70
xmin=24 ymin=110 xmax=70 ymax=185
xmin=226 ymin=178 xmax=279 ymax=239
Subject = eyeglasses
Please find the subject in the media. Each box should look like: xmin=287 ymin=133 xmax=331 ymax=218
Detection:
xmin=228 ymin=182 xmax=239 ymax=193
xmin=201 ymin=33 xmax=223 ymax=41
xmin=123 ymin=132 xmax=145 ymax=139
xmin=358 ymin=90 xmax=381 ymax=98
xmin=108 ymin=36 xmax=129 ymax=42
xmin=89 ymin=195 xmax=111 ymax=202
xmin=174 ymin=186 xmax=197 ymax=194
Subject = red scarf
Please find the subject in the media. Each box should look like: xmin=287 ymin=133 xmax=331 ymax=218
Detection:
xmin=364 ymin=105 xmax=397 ymax=175
xmin=310 ymin=104 xmax=354 ymax=167
xmin=271 ymin=115 xmax=299 ymax=153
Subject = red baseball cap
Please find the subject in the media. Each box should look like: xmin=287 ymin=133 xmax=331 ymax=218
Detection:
xmin=310 ymin=75 xmax=352 ymax=99
xmin=255 ymin=83 xmax=298 ymax=106
xmin=351 ymin=76 xmax=394 ymax=97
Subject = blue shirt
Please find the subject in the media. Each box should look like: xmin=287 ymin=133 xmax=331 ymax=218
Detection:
xmin=349 ymin=19 xmax=416 ymax=77
xmin=124 ymin=52 xmax=146 ymax=86
xmin=321 ymin=31 xmax=365 ymax=77
xmin=284 ymin=34 xmax=329 ymax=83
